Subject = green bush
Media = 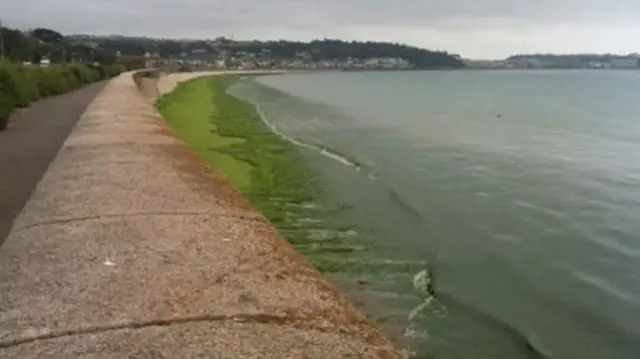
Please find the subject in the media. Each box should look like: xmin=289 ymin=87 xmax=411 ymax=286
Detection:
xmin=0 ymin=101 xmax=12 ymax=130
xmin=0 ymin=60 xmax=126 ymax=131
xmin=70 ymin=65 xmax=98 ymax=84
xmin=17 ymin=67 xmax=42 ymax=102
xmin=104 ymin=64 xmax=127 ymax=78
xmin=0 ymin=62 xmax=30 ymax=109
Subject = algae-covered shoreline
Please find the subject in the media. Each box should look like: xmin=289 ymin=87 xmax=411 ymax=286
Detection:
xmin=156 ymin=74 xmax=446 ymax=357
xmin=157 ymin=75 xmax=367 ymax=270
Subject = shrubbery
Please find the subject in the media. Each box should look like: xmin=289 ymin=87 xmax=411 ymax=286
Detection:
xmin=0 ymin=60 xmax=126 ymax=130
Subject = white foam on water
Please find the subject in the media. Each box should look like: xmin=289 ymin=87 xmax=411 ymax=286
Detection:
xmin=227 ymin=84 xmax=363 ymax=172
xmin=412 ymin=269 xmax=431 ymax=296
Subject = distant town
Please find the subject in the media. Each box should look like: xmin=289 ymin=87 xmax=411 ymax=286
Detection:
xmin=465 ymin=54 xmax=640 ymax=69
xmin=65 ymin=34 xmax=463 ymax=70
xmin=143 ymin=48 xmax=416 ymax=71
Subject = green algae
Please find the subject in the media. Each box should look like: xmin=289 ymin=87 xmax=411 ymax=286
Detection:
xmin=157 ymin=74 xmax=366 ymax=269
xmin=157 ymin=77 xmax=253 ymax=189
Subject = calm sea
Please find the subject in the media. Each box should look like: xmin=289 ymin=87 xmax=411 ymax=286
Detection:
xmin=229 ymin=70 xmax=640 ymax=359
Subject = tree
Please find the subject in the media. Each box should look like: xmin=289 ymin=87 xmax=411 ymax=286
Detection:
xmin=0 ymin=24 xmax=123 ymax=65
xmin=31 ymin=28 xmax=64 ymax=44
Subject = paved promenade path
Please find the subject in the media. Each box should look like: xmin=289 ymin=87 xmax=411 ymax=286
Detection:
xmin=0 ymin=82 xmax=106 ymax=244
xmin=0 ymin=73 xmax=402 ymax=358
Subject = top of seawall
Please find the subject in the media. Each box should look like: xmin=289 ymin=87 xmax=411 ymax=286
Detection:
xmin=0 ymin=71 xmax=403 ymax=358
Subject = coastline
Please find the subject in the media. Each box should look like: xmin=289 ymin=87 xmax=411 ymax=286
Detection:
xmin=228 ymin=83 xmax=365 ymax=171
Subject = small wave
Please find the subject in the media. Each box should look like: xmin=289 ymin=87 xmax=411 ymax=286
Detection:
xmin=407 ymin=265 xmax=551 ymax=359
xmin=564 ymin=265 xmax=640 ymax=307
xmin=406 ymin=295 xmax=551 ymax=358
xmin=227 ymin=85 xmax=365 ymax=172
xmin=385 ymin=186 xmax=427 ymax=225
xmin=318 ymin=147 xmax=362 ymax=170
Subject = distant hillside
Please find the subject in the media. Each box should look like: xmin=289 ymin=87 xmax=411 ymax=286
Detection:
xmin=66 ymin=35 xmax=465 ymax=69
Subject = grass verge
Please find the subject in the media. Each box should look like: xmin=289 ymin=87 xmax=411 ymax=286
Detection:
xmin=0 ymin=60 xmax=125 ymax=130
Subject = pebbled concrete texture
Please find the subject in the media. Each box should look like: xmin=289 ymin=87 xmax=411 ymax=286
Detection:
xmin=0 ymin=72 xmax=403 ymax=358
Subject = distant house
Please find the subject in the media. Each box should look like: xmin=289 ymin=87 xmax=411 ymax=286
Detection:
xmin=611 ymin=58 xmax=638 ymax=69
xmin=40 ymin=57 xmax=51 ymax=67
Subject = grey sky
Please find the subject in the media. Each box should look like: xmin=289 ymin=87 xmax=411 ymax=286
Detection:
xmin=2 ymin=0 xmax=639 ymax=58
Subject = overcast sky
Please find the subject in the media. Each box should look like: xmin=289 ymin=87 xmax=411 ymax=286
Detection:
xmin=2 ymin=0 xmax=639 ymax=59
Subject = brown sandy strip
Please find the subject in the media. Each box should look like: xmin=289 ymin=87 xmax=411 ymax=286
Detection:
xmin=0 ymin=72 xmax=405 ymax=359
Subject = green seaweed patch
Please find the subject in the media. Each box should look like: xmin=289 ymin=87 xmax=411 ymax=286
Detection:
xmin=158 ymin=74 xmax=367 ymax=273
xmin=157 ymin=77 xmax=253 ymax=189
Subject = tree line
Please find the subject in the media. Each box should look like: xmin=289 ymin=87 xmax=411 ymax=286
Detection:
xmin=1 ymin=26 xmax=117 ymax=65
xmin=235 ymin=39 xmax=464 ymax=68
xmin=0 ymin=25 xmax=139 ymax=130
xmin=1 ymin=23 xmax=464 ymax=68
xmin=67 ymin=36 xmax=466 ymax=69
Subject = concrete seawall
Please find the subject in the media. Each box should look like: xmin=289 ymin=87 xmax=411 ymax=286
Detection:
xmin=0 ymin=72 xmax=403 ymax=358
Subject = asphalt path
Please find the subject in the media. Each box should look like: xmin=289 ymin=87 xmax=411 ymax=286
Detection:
xmin=0 ymin=82 xmax=106 ymax=245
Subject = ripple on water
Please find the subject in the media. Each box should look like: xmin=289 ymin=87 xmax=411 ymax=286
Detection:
xmin=569 ymin=267 xmax=639 ymax=307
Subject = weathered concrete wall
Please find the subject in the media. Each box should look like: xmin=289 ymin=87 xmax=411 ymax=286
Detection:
xmin=0 ymin=72 xmax=402 ymax=358
xmin=133 ymin=69 xmax=163 ymax=99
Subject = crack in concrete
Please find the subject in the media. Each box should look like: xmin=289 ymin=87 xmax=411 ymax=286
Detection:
xmin=0 ymin=313 xmax=351 ymax=350
xmin=12 ymin=211 xmax=265 ymax=232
